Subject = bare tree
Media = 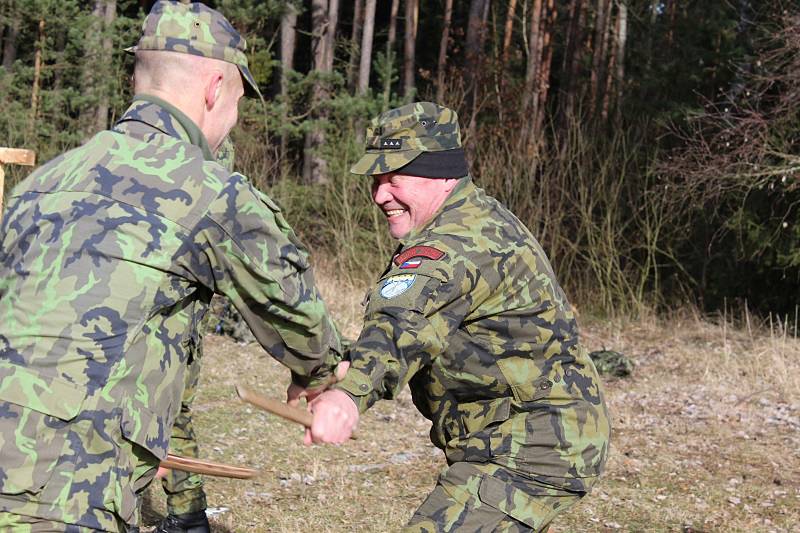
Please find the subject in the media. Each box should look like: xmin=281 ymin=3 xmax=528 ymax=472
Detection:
xmin=346 ymin=0 xmax=363 ymax=90
xmin=280 ymin=2 xmax=298 ymax=95
xmin=435 ymin=0 xmax=454 ymax=102
xmin=614 ymin=0 xmax=627 ymax=122
xmin=536 ymin=0 xmax=557 ymax=132
xmin=403 ymin=0 xmax=419 ymax=99
xmin=28 ymin=19 xmax=45 ymax=140
xmin=95 ymin=0 xmax=117 ymax=132
xmin=500 ymin=0 xmax=518 ymax=69
xmin=521 ymin=0 xmax=543 ymax=145
xmin=464 ymin=0 xmax=490 ymax=96
xmin=280 ymin=2 xmax=298 ymax=153
xmin=562 ymin=0 xmax=587 ymax=116
xmin=383 ymin=0 xmax=400 ymax=105
xmin=590 ymin=0 xmax=612 ymax=115
xmin=2 ymin=9 xmax=20 ymax=70
xmin=303 ymin=0 xmax=340 ymax=184
xmin=357 ymin=0 xmax=376 ymax=95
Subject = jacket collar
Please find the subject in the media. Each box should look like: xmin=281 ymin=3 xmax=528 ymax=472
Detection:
xmin=113 ymin=94 xmax=215 ymax=161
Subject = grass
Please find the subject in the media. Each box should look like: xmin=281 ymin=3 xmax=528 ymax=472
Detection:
xmin=140 ymin=268 xmax=800 ymax=532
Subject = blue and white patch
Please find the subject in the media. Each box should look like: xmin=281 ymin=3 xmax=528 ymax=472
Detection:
xmin=380 ymin=274 xmax=417 ymax=299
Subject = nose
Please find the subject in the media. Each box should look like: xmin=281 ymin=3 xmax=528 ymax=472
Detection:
xmin=372 ymin=178 xmax=392 ymax=205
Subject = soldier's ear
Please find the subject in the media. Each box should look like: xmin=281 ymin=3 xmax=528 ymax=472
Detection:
xmin=205 ymin=69 xmax=225 ymax=109
xmin=442 ymin=178 xmax=460 ymax=192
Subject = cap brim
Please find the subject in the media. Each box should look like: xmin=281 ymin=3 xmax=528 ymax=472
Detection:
xmin=350 ymin=150 xmax=423 ymax=175
xmin=238 ymin=64 xmax=263 ymax=100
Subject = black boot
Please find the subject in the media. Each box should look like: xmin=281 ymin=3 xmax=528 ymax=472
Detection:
xmin=154 ymin=510 xmax=211 ymax=533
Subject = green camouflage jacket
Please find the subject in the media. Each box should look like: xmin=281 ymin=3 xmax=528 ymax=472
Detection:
xmin=336 ymin=178 xmax=610 ymax=491
xmin=0 ymin=96 xmax=341 ymax=530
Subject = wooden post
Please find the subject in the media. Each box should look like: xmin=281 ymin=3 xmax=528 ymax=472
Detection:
xmin=0 ymin=148 xmax=37 ymax=217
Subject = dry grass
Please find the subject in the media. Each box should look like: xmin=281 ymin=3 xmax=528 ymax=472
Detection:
xmin=140 ymin=269 xmax=800 ymax=532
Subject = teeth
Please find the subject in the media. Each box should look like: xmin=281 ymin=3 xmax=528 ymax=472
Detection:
xmin=385 ymin=209 xmax=404 ymax=217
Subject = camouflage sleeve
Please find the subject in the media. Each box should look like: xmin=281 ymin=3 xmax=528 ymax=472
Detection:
xmin=193 ymin=173 xmax=342 ymax=388
xmin=334 ymin=256 xmax=472 ymax=412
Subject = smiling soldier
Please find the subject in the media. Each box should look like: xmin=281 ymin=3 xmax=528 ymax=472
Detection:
xmin=308 ymin=102 xmax=611 ymax=532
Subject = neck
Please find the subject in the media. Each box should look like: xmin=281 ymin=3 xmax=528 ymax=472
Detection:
xmin=136 ymin=86 xmax=209 ymax=143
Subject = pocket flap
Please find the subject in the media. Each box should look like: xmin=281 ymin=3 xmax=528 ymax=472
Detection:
xmin=478 ymin=474 xmax=557 ymax=530
xmin=496 ymin=357 xmax=552 ymax=403
xmin=460 ymin=397 xmax=512 ymax=434
xmin=0 ymin=361 xmax=84 ymax=421
xmin=120 ymin=398 xmax=169 ymax=460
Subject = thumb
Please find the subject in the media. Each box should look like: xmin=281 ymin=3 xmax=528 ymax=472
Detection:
xmin=335 ymin=361 xmax=350 ymax=382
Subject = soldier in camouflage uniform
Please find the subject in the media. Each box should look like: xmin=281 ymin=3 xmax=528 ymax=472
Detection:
xmin=0 ymin=2 xmax=342 ymax=532
xmin=309 ymin=102 xmax=611 ymax=532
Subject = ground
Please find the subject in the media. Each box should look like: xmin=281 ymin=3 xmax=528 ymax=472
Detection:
xmin=141 ymin=272 xmax=800 ymax=532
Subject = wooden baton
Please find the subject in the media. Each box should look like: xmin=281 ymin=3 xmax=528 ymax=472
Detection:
xmin=160 ymin=453 xmax=258 ymax=479
xmin=235 ymin=384 xmax=358 ymax=440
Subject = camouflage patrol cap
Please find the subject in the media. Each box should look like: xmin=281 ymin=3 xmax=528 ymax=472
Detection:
xmin=127 ymin=1 xmax=262 ymax=99
xmin=351 ymin=102 xmax=467 ymax=176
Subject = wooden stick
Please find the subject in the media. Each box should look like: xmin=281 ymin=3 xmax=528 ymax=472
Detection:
xmin=236 ymin=384 xmax=358 ymax=440
xmin=0 ymin=148 xmax=36 ymax=216
xmin=160 ymin=453 xmax=258 ymax=479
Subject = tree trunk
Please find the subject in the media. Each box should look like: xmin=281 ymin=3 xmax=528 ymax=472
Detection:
xmin=465 ymin=0 xmax=490 ymax=95
xmin=2 ymin=14 xmax=19 ymax=70
xmin=601 ymin=1 xmax=617 ymax=121
xmin=561 ymin=0 xmax=585 ymax=116
xmin=590 ymin=0 xmax=611 ymax=115
xmin=346 ymin=0 xmax=363 ymax=90
xmin=280 ymin=2 xmax=298 ymax=154
xmin=522 ymin=0 xmax=543 ymax=144
xmin=383 ymin=0 xmax=400 ymax=106
xmin=614 ymin=0 xmax=627 ymax=122
xmin=402 ymin=0 xmax=418 ymax=100
xmin=95 ymin=0 xmax=117 ymax=132
xmin=536 ymin=0 xmax=556 ymax=133
xmin=500 ymin=0 xmax=518 ymax=68
xmin=280 ymin=3 xmax=298 ymax=93
xmin=304 ymin=0 xmax=339 ymax=184
xmin=324 ymin=0 xmax=339 ymax=73
xmin=357 ymin=0 xmax=376 ymax=95
xmin=28 ymin=19 xmax=45 ymax=140
xmin=435 ymin=0 xmax=454 ymax=102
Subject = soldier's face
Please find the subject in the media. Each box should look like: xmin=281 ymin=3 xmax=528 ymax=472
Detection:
xmin=371 ymin=173 xmax=458 ymax=239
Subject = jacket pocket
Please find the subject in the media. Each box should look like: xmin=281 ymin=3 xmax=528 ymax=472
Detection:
xmin=0 ymin=362 xmax=85 ymax=495
xmin=112 ymin=398 xmax=168 ymax=523
xmin=496 ymin=357 xmax=553 ymax=403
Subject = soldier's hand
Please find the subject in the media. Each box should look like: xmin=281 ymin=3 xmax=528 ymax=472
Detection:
xmin=304 ymin=389 xmax=358 ymax=445
xmin=286 ymin=361 xmax=351 ymax=407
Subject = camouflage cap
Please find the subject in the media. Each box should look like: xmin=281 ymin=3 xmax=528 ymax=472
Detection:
xmin=127 ymin=1 xmax=262 ymax=99
xmin=351 ymin=102 xmax=463 ymax=175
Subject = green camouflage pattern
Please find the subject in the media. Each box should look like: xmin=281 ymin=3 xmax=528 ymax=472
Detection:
xmin=158 ymin=138 xmax=234 ymax=517
xmin=405 ymin=461 xmax=583 ymax=532
xmin=0 ymin=97 xmax=341 ymax=531
xmin=162 ymin=346 xmax=206 ymax=515
xmin=127 ymin=1 xmax=262 ymax=99
xmin=350 ymin=102 xmax=462 ymax=175
xmin=335 ymin=177 xmax=611 ymax=502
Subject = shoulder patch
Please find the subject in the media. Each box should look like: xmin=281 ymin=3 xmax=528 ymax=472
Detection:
xmin=393 ymin=245 xmax=445 ymax=267
xmin=379 ymin=274 xmax=417 ymax=299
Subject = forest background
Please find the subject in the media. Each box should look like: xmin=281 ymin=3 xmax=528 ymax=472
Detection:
xmin=2 ymin=0 xmax=800 ymax=320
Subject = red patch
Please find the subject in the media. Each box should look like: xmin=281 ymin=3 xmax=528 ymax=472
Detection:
xmin=393 ymin=245 xmax=445 ymax=266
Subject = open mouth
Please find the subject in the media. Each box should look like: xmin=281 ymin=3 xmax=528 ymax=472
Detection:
xmin=384 ymin=209 xmax=405 ymax=218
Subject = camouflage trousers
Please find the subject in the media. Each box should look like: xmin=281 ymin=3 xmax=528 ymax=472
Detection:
xmin=160 ymin=339 xmax=207 ymax=516
xmin=0 ymin=512 xmax=98 ymax=532
xmin=404 ymin=462 xmax=587 ymax=533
